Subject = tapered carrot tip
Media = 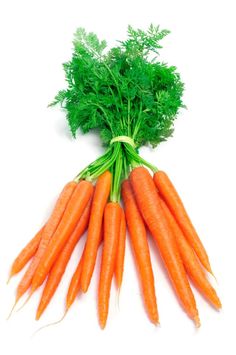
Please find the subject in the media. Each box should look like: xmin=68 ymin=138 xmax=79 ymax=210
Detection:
xmin=194 ymin=315 xmax=201 ymax=328
xmin=35 ymin=309 xmax=42 ymax=321
xmin=16 ymin=292 xmax=33 ymax=312
xmin=6 ymin=298 xmax=19 ymax=320
xmin=6 ymin=273 xmax=13 ymax=285
xmin=99 ymin=320 xmax=106 ymax=330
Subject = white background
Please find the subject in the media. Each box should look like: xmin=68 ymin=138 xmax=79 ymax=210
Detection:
xmin=0 ymin=0 xmax=235 ymax=354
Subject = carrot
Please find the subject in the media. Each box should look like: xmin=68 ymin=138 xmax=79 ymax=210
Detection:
xmin=122 ymin=180 xmax=159 ymax=324
xmin=9 ymin=226 xmax=43 ymax=280
xmin=114 ymin=209 xmax=126 ymax=290
xmin=130 ymin=167 xmax=200 ymax=326
xmin=66 ymin=253 xmax=84 ymax=312
xmin=66 ymin=225 xmax=104 ymax=312
xmin=153 ymin=170 xmax=212 ymax=274
xmin=31 ymin=180 xmax=93 ymax=292
xmin=36 ymin=196 xmax=93 ymax=320
xmin=15 ymin=181 xmax=77 ymax=302
xmin=80 ymin=171 xmax=111 ymax=293
xmin=160 ymin=197 xmax=221 ymax=309
xmin=98 ymin=202 xmax=121 ymax=328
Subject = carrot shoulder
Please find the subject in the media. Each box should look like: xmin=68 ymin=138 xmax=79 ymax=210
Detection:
xmin=153 ymin=170 xmax=212 ymax=274
xmin=130 ymin=167 xmax=200 ymax=325
xmin=122 ymin=179 xmax=159 ymax=324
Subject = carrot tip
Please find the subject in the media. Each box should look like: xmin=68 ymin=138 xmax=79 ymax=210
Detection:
xmin=194 ymin=315 xmax=201 ymax=328
xmin=6 ymin=299 xmax=19 ymax=320
xmin=6 ymin=273 xmax=13 ymax=285
xmin=16 ymin=292 xmax=33 ymax=312
xmin=31 ymin=310 xmax=68 ymax=338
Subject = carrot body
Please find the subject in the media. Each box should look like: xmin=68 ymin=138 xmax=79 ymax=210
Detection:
xmin=98 ymin=202 xmax=121 ymax=329
xmin=31 ymin=180 xmax=93 ymax=292
xmin=66 ymin=227 xmax=104 ymax=311
xmin=16 ymin=181 xmax=77 ymax=301
xmin=130 ymin=167 xmax=199 ymax=325
xmin=80 ymin=171 xmax=111 ymax=293
xmin=66 ymin=253 xmax=84 ymax=311
xmin=160 ymin=198 xmax=221 ymax=309
xmin=122 ymin=180 xmax=159 ymax=324
xmin=36 ymin=197 xmax=92 ymax=320
xmin=153 ymin=171 xmax=212 ymax=274
xmin=9 ymin=226 xmax=43 ymax=278
xmin=114 ymin=209 xmax=126 ymax=289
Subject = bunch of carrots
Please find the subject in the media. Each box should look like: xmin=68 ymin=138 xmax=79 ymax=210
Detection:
xmin=8 ymin=25 xmax=221 ymax=328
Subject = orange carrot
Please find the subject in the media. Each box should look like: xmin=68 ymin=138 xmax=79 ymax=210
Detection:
xmin=9 ymin=226 xmax=43 ymax=279
xmin=66 ymin=226 xmax=104 ymax=311
xmin=160 ymin=197 xmax=221 ymax=309
xmin=130 ymin=167 xmax=200 ymax=326
xmin=80 ymin=171 xmax=111 ymax=293
xmin=122 ymin=180 xmax=159 ymax=324
xmin=16 ymin=181 xmax=77 ymax=302
xmin=114 ymin=209 xmax=126 ymax=289
xmin=31 ymin=180 xmax=93 ymax=292
xmin=66 ymin=252 xmax=84 ymax=312
xmin=36 ymin=196 xmax=93 ymax=320
xmin=98 ymin=202 xmax=121 ymax=328
xmin=153 ymin=171 xmax=212 ymax=274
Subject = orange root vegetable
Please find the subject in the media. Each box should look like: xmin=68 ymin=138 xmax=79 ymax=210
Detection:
xmin=153 ymin=171 xmax=212 ymax=274
xmin=9 ymin=226 xmax=43 ymax=280
xmin=122 ymin=180 xmax=159 ymax=324
xmin=80 ymin=171 xmax=111 ymax=293
xmin=114 ymin=209 xmax=126 ymax=289
xmin=36 ymin=196 xmax=93 ymax=320
xmin=31 ymin=180 xmax=93 ymax=293
xmin=130 ymin=167 xmax=200 ymax=326
xmin=15 ymin=181 xmax=77 ymax=302
xmin=160 ymin=197 xmax=221 ymax=309
xmin=98 ymin=202 xmax=121 ymax=329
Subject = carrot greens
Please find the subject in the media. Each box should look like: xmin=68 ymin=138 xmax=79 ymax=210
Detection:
xmin=51 ymin=25 xmax=184 ymax=195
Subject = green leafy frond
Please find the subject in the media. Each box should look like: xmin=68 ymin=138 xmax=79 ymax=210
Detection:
xmin=51 ymin=25 xmax=184 ymax=148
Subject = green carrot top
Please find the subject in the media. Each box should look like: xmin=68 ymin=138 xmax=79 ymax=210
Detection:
xmin=50 ymin=24 xmax=184 ymax=149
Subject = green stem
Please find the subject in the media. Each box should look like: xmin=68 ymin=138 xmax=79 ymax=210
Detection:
xmin=110 ymin=144 xmax=123 ymax=202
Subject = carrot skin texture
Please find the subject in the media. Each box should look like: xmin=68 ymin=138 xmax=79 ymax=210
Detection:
xmin=130 ymin=167 xmax=199 ymax=324
xmin=36 ymin=196 xmax=93 ymax=320
xmin=16 ymin=181 xmax=77 ymax=300
xmin=160 ymin=198 xmax=221 ymax=309
xmin=10 ymin=226 xmax=43 ymax=277
xmin=80 ymin=171 xmax=112 ymax=293
xmin=98 ymin=202 xmax=122 ymax=329
xmin=31 ymin=180 xmax=93 ymax=291
xmin=153 ymin=171 xmax=212 ymax=274
xmin=114 ymin=209 xmax=126 ymax=289
xmin=122 ymin=180 xmax=159 ymax=324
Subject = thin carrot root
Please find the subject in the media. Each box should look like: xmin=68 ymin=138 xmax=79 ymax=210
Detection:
xmin=6 ymin=299 xmax=19 ymax=320
xmin=6 ymin=274 xmax=13 ymax=285
xmin=31 ymin=310 xmax=68 ymax=337
xmin=115 ymin=287 xmax=121 ymax=311
xmin=16 ymin=292 xmax=33 ymax=312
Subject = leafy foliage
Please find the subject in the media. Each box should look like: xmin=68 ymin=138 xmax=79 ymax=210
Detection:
xmin=51 ymin=25 xmax=184 ymax=147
